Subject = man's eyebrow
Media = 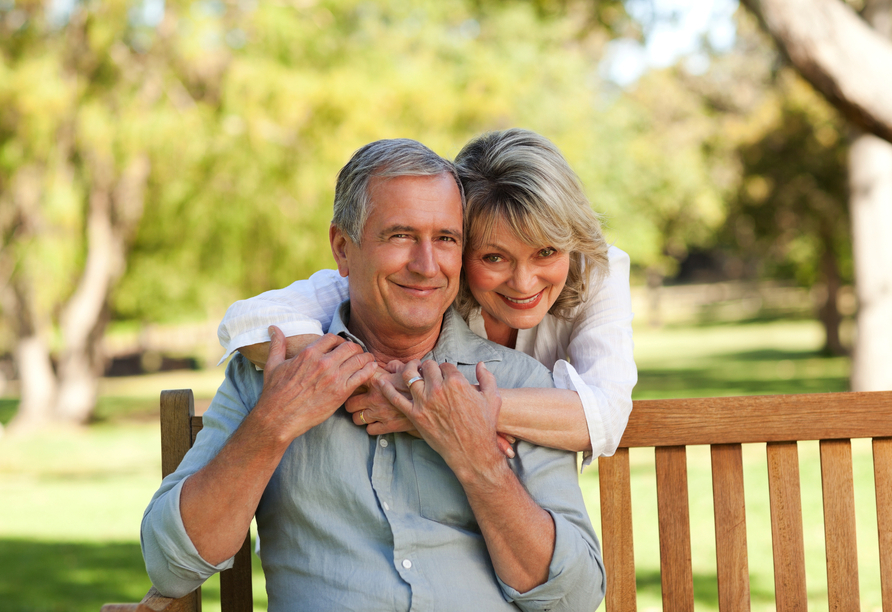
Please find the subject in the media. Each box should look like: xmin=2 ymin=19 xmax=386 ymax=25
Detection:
xmin=379 ymin=225 xmax=463 ymax=240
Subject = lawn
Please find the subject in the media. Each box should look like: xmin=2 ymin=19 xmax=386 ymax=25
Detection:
xmin=0 ymin=318 xmax=874 ymax=611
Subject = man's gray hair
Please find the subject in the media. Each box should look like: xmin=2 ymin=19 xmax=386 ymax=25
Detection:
xmin=332 ymin=139 xmax=464 ymax=245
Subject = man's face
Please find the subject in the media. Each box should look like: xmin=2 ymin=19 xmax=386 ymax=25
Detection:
xmin=331 ymin=172 xmax=464 ymax=341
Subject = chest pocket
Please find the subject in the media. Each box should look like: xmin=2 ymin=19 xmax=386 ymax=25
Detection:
xmin=411 ymin=440 xmax=478 ymax=532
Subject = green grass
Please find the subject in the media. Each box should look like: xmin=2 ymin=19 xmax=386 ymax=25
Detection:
xmin=0 ymin=319 xmax=872 ymax=611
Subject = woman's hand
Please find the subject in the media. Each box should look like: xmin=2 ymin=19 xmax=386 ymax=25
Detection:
xmin=349 ymin=361 xmax=516 ymax=458
xmin=345 ymin=367 xmax=416 ymax=435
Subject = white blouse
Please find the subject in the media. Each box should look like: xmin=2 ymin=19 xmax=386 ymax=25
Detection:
xmin=217 ymin=246 xmax=637 ymax=466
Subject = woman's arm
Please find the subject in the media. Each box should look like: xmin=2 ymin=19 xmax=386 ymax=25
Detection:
xmin=555 ymin=246 xmax=637 ymax=462
xmin=217 ymin=269 xmax=349 ymax=365
xmin=497 ymin=388 xmax=590 ymax=452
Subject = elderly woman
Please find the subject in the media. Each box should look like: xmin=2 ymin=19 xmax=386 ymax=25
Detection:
xmin=218 ymin=129 xmax=636 ymax=467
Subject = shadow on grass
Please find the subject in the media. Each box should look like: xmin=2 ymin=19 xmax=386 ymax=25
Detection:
xmin=635 ymin=369 xmax=848 ymax=398
xmin=0 ymin=538 xmax=267 ymax=612
xmin=0 ymin=398 xmax=18 ymax=426
xmin=0 ymin=539 xmax=152 ymax=612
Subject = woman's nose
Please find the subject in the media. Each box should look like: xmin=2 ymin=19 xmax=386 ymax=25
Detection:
xmin=508 ymin=263 xmax=538 ymax=294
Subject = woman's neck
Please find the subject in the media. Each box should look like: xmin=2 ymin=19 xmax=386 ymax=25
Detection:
xmin=481 ymin=309 xmax=518 ymax=349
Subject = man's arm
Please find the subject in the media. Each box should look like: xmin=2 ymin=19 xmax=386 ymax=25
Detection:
xmin=143 ymin=327 xmax=377 ymax=590
xmin=382 ymin=360 xmax=555 ymax=592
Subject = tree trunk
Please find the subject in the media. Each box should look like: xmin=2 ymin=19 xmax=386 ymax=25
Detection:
xmin=55 ymin=155 xmax=150 ymax=424
xmin=849 ymin=133 xmax=892 ymax=390
xmin=817 ymin=243 xmax=845 ymax=356
xmin=849 ymin=0 xmax=892 ymax=391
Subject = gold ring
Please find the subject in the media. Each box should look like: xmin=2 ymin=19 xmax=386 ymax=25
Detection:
xmin=359 ymin=410 xmax=367 ymax=425
xmin=407 ymin=376 xmax=423 ymax=387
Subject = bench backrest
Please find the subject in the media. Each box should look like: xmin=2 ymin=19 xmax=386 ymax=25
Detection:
xmin=598 ymin=390 xmax=892 ymax=611
xmin=160 ymin=389 xmax=254 ymax=612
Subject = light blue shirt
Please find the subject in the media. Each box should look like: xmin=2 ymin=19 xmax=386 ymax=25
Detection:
xmin=142 ymin=305 xmax=604 ymax=611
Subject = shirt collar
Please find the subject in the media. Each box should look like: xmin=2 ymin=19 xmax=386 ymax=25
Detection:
xmin=328 ymin=302 xmax=503 ymax=366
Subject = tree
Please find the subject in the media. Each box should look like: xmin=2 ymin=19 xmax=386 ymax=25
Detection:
xmin=0 ymin=1 xmax=209 ymax=429
xmin=741 ymin=0 xmax=892 ymax=390
xmin=724 ymin=73 xmax=850 ymax=354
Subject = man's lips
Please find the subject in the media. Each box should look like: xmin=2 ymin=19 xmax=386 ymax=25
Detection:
xmin=393 ymin=282 xmax=444 ymax=295
xmin=498 ymin=290 xmax=544 ymax=310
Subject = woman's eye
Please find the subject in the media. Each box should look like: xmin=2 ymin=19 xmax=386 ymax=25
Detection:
xmin=483 ymin=254 xmax=503 ymax=263
xmin=539 ymin=247 xmax=557 ymax=258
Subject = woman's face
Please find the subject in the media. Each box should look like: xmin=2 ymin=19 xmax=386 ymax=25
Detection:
xmin=463 ymin=220 xmax=571 ymax=335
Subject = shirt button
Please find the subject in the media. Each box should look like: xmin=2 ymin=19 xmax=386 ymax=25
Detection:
xmin=402 ymin=559 xmax=412 ymax=569
xmin=379 ymin=438 xmax=389 ymax=448
xmin=382 ymin=502 xmax=390 ymax=511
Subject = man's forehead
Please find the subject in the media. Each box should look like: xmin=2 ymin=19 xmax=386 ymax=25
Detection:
xmin=366 ymin=173 xmax=463 ymax=228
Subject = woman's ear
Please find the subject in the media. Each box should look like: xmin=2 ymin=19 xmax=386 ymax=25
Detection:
xmin=329 ymin=225 xmax=351 ymax=277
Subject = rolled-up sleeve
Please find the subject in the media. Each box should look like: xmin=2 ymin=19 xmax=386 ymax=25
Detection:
xmin=140 ymin=356 xmax=263 ymax=596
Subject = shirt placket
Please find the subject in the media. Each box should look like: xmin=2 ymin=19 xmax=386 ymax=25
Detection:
xmin=370 ymin=432 xmax=432 ymax=611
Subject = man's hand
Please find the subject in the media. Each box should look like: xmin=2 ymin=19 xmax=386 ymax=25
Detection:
xmin=380 ymin=359 xmax=505 ymax=480
xmin=379 ymin=358 xmax=555 ymax=593
xmin=254 ymin=326 xmax=378 ymax=442
xmin=179 ymin=326 xmax=376 ymax=566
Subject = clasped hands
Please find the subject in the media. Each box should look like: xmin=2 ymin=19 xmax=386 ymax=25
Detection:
xmin=259 ymin=326 xmax=514 ymax=459
xmin=346 ymin=359 xmax=517 ymax=460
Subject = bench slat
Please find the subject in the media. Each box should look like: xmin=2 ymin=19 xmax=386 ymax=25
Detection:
xmin=655 ymin=446 xmax=694 ymax=611
xmin=598 ymin=449 xmax=637 ymax=612
xmin=711 ymin=443 xmax=751 ymax=612
xmin=620 ymin=392 xmax=892 ymax=448
xmin=767 ymin=441 xmax=807 ymax=611
xmin=820 ymin=439 xmax=860 ymax=610
xmin=874 ymin=437 xmax=892 ymax=611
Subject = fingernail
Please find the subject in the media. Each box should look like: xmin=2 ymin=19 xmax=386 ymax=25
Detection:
xmin=268 ymin=326 xmax=277 ymax=338
xmin=506 ymin=446 xmax=515 ymax=459
xmin=505 ymin=435 xmax=516 ymax=444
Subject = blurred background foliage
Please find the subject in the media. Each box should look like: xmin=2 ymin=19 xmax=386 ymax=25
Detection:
xmin=0 ymin=0 xmax=858 ymax=426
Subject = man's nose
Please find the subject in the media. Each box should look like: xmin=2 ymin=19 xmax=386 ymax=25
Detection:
xmin=407 ymin=241 xmax=438 ymax=277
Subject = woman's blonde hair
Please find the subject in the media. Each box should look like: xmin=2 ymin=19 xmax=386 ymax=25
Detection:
xmin=453 ymin=129 xmax=609 ymax=321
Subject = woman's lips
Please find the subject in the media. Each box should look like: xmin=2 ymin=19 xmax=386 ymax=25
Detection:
xmin=498 ymin=290 xmax=544 ymax=310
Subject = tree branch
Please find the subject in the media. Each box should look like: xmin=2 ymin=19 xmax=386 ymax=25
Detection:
xmin=741 ymin=0 xmax=892 ymax=143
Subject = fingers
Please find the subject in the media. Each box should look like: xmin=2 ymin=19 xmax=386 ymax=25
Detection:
xmin=384 ymin=360 xmax=404 ymax=374
xmin=265 ymin=326 xmax=287 ymax=376
xmin=476 ymin=362 xmax=497 ymax=397
xmin=379 ymin=377 xmax=415 ymax=415
xmin=496 ymin=433 xmax=516 ymax=459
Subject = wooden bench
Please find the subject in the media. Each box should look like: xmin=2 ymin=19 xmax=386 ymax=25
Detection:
xmin=101 ymin=390 xmax=254 ymax=612
xmin=103 ymin=388 xmax=892 ymax=611
xmin=599 ymin=390 xmax=892 ymax=611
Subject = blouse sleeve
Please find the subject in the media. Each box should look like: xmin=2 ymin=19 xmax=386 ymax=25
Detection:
xmin=552 ymin=247 xmax=637 ymax=466
xmin=216 ymin=269 xmax=350 ymax=364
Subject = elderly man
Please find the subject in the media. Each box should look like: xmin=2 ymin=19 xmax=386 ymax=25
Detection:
xmin=141 ymin=139 xmax=604 ymax=611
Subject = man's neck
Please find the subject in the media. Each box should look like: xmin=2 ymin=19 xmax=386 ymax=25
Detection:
xmin=346 ymin=311 xmax=443 ymax=366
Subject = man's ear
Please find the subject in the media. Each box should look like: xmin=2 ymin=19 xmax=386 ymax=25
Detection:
xmin=330 ymin=225 xmax=351 ymax=278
